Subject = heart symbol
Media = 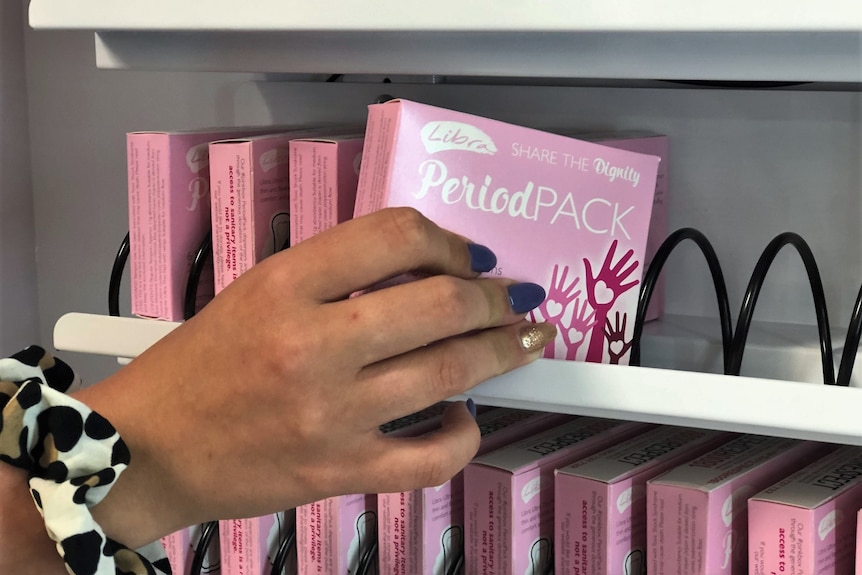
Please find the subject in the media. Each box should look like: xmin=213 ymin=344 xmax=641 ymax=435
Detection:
xmin=545 ymin=299 xmax=563 ymax=318
xmin=594 ymin=280 xmax=615 ymax=305
xmin=567 ymin=328 xmax=584 ymax=344
xmin=610 ymin=340 xmax=624 ymax=355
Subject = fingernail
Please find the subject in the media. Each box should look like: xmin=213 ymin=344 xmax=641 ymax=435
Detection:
xmin=507 ymin=282 xmax=546 ymax=314
xmin=468 ymin=243 xmax=497 ymax=273
xmin=466 ymin=398 xmax=477 ymax=420
xmin=518 ymin=323 xmax=558 ymax=353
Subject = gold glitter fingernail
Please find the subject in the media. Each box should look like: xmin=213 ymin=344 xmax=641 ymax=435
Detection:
xmin=518 ymin=323 xmax=557 ymax=353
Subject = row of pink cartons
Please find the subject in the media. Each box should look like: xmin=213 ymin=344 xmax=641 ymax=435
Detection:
xmin=127 ymin=125 xmax=365 ymax=320
xmin=127 ymin=99 xmax=669 ymax=364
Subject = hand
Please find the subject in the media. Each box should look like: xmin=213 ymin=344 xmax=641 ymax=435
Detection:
xmin=74 ymin=207 xmax=555 ymax=548
xmin=536 ymin=263 xmax=580 ymax=322
xmin=560 ymin=298 xmax=597 ymax=361
xmin=584 ymin=240 xmax=640 ymax=362
xmin=583 ymin=240 xmax=640 ymax=315
xmin=604 ymin=311 xmax=633 ymax=365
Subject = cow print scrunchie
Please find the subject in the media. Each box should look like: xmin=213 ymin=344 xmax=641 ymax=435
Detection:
xmin=0 ymin=346 xmax=170 ymax=575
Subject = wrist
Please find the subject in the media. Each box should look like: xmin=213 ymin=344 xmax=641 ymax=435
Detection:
xmin=0 ymin=463 xmax=68 ymax=575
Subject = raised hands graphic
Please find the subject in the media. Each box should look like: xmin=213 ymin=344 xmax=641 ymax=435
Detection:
xmin=529 ymin=264 xmax=581 ymax=358
xmin=561 ymin=298 xmax=597 ymax=360
xmin=604 ymin=311 xmax=633 ymax=365
xmin=584 ymin=240 xmax=640 ymax=363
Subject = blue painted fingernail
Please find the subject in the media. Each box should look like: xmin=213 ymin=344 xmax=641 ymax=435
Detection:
xmin=466 ymin=398 xmax=477 ymax=420
xmin=508 ymin=283 xmax=546 ymax=314
xmin=468 ymin=243 xmax=497 ymax=273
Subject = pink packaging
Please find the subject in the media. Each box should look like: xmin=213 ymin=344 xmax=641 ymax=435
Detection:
xmin=161 ymin=523 xmax=221 ymax=574
xmin=127 ymin=126 xmax=278 ymax=321
xmin=584 ymin=133 xmax=668 ymax=323
xmin=646 ymin=435 xmax=829 ymax=575
xmin=378 ymin=408 xmax=574 ymax=575
xmin=209 ymin=127 xmax=356 ymax=294
xmin=288 ymin=135 xmax=365 ymax=245
xmin=296 ymin=403 xmax=450 ymax=575
xmin=219 ymin=511 xmax=295 ymax=575
xmin=856 ymin=508 xmax=862 ymax=574
xmin=463 ymin=417 xmax=648 ymax=575
xmin=748 ymin=445 xmax=862 ymax=575
xmin=554 ymin=425 xmax=732 ymax=575
xmin=354 ymin=99 xmax=661 ymax=364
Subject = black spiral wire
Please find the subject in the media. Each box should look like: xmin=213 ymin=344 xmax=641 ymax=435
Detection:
xmin=270 ymin=521 xmax=297 ymax=575
xmin=188 ymin=521 xmax=219 ymax=575
xmin=108 ymin=232 xmax=130 ymax=317
xmin=837 ymin=282 xmax=862 ymax=387
xmin=631 ymin=228 xmax=733 ymax=373
xmin=727 ymin=232 xmax=834 ymax=384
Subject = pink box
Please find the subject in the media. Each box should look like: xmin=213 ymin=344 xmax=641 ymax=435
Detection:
xmin=127 ymin=127 xmax=279 ymax=321
xmin=288 ymin=135 xmax=365 ymax=245
xmin=856 ymin=508 xmax=862 ymax=574
xmin=748 ymin=445 xmax=862 ymax=575
xmin=209 ymin=127 xmax=357 ymax=294
xmin=354 ymin=99 xmax=661 ymax=364
xmin=219 ymin=511 xmax=295 ymax=575
xmin=378 ymin=408 xmax=574 ymax=575
xmin=584 ymin=133 xmax=669 ymax=323
xmin=646 ymin=435 xmax=828 ymax=575
xmin=296 ymin=403 xmax=450 ymax=575
xmin=554 ymin=425 xmax=732 ymax=575
xmin=161 ymin=523 xmax=221 ymax=574
xmin=463 ymin=417 xmax=648 ymax=575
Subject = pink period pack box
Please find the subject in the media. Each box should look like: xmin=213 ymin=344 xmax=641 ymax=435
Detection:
xmin=209 ymin=127 xmax=356 ymax=294
xmin=463 ymin=417 xmax=647 ymax=575
xmin=554 ymin=425 xmax=732 ymax=575
xmin=220 ymin=511 xmax=294 ymax=575
xmin=296 ymin=402 xmax=450 ymax=575
xmin=377 ymin=408 xmax=573 ymax=575
xmin=127 ymin=126 xmax=278 ymax=321
xmin=161 ymin=523 xmax=221 ymax=574
xmin=354 ymin=99 xmax=661 ymax=364
xmin=585 ymin=133 xmax=669 ymax=323
xmin=646 ymin=435 xmax=828 ymax=575
xmin=288 ymin=135 xmax=365 ymax=245
xmin=856 ymin=508 xmax=862 ymax=574
xmin=748 ymin=445 xmax=862 ymax=575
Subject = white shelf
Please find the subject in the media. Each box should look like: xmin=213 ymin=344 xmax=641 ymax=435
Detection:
xmin=458 ymin=360 xmax=862 ymax=446
xmin=53 ymin=311 xmax=862 ymax=445
xmin=53 ymin=313 xmax=180 ymax=360
xmin=28 ymin=0 xmax=862 ymax=81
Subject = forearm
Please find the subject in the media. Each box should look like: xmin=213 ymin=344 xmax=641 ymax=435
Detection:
xmin=0 ymin=463 xmax=68 ymax=575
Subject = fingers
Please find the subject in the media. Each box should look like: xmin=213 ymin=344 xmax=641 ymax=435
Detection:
xmin=325 ymin=276 xmax=540 ymax=366
xmin=350 ymin=402 xmax=481 ymax=495
xmin=286 ymin=208 xmax=492 ymax=302
xmin=354 ymin=320 xmax=557 ymax=425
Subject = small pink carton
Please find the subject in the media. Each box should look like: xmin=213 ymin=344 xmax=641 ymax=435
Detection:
xmin=464 ymin=417 xmax=648 ymax=575
xmin=378 ymin=408 xmax=574 ymax=575
xmin=296 ymin=403 xmax=450 ymax=575
xmin=219 ymin=511 xmax=295 ymax=575
xmin=354 ymin=99 xmax=661 ymax=364
xmin=856 ymin=508 xmax=862 ymax=574
xmin=161 ymin=523 xmax=221 ymax=574
xmin=646 ymin=435 xmax=828 ymax=575
xmin=554 ymin=425 xmax=732 ymax=575
xmin=209 ymin=127 xmax=357 ymax=294
xmin=288 ymin=135 xmax=365 ymax=245
xmin=748 ymin=445 xmax=862 ymax=575
xmin=127 ymin=126 xmax=279 ymax=320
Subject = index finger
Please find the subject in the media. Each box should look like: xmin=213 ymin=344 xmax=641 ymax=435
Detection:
xmin=286 ymin=207 xmax=495 ymax=302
